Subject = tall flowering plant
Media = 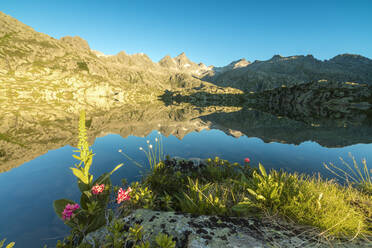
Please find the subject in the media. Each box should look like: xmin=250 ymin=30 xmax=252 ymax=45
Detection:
xmin=53 ymin=110 xmax=124 ymax=235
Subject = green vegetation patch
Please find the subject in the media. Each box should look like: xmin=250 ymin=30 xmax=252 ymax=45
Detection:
xmin=0 ymin=32 xmax=14 ymax=46
xmin=27 ymin=38 xmax=57 ymax=49
xmin=127 ymin=157 xmax=372 ymax=239
xmin=0 ymin=133 xmax=26 ymax=147
xmin=77 ymin=61 xmax=89 ymax=72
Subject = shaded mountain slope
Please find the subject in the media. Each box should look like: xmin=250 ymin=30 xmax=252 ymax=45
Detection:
xmin=201 ymin=54 xmax=372 ymax=92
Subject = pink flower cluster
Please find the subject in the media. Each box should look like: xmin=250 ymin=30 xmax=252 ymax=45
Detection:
xmin=244 ymin=157 xmax=250 ymax=163
xmin=117 ymin=187 xmax=132 ymax=204
xmin=62 ymin=203 xmax=80 ymax=221
xmin=91 ymin=184 xmax=105 ymax=195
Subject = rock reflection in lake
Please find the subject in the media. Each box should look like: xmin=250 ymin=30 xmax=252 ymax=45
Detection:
xmin=1 ymin=99 xmax=372 ymax=173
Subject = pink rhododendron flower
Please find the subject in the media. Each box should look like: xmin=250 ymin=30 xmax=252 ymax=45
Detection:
xmin=91 ymin=184 xmax=105 ymax=195
xmin=117 ymin=187 xmax=132 ymax=204
xmin=62 ymin=203 xmax=80 ymax=221
xmin=244 ymin=157 xmax=250 ymax=163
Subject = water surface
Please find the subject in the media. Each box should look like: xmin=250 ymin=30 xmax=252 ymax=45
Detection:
xmin=0 ymin=104 xmax=371 ymax=247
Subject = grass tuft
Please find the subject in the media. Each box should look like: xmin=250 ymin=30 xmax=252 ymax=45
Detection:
xmin=324 ymin=152 xmax=372 ymax=195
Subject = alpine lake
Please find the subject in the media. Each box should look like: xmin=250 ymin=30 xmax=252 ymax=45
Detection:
xmin=0 ymin=100 xmax=371 ymax=248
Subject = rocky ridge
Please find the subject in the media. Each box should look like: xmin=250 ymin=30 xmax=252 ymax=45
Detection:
xmin=2 ymin=10 xmax=372 ymax=99
xmin=201 ymin=54 xmax=372 ymax=92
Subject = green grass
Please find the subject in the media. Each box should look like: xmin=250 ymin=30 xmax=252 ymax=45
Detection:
xmin=324 ymin=152 xmax=372 ymax=195
xmin=132 ymin=157 xmax=372 ymax=240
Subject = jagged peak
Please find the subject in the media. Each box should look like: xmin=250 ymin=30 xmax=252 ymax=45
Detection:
xmin=132 ymin=52 xmax=145 ymax=56
xmin=175 ymin=52 xmax=187 ymax=58
xmin=116 ymin=50 xmax=128 ymax=56
xmin=60 ymin=35 xmax=90 ymax=50
xmin=132 ymin=52 xmax=151 ymax=59
xmin=229 ymin=58 xmax=250 ymax=66
xmin=159 ymin=54 xmax=177 ymax=68
xmin=173 ymin=52 xmax=196 ymax=68
xmin=160 ymin=55 xmax=174 ymax=61
xmin=271 ymin=54 xmax=283 ymax=60
xmin=92 ymin=50 xmax=112 ymax=58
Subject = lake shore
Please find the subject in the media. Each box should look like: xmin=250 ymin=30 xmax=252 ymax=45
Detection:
xmin=57 ymin=155 xmax=372 ymax=248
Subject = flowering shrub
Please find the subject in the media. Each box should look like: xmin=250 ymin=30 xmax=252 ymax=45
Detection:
xmin=62 ymin=203 xmax=80 ymax=221
xmin=117 ymin=187 xmax=132 ymax=204
xmin=91 ymin=184 xmax=105 ymax=195
xmin=53 ymin=110 xmax=124 ymax=242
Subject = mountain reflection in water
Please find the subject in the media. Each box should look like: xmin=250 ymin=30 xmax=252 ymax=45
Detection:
xmin=0 ymin=101 xmax=372 ymax=248
xmin=1 ymin=101 xmax=372 ymax=173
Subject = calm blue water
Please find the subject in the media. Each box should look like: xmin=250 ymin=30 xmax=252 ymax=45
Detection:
xmin=0 ymin=129 xmax=371 ymax=247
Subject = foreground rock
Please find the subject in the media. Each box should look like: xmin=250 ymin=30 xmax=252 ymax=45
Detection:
xmin=87 ymin=209 xmax=370 ymax=247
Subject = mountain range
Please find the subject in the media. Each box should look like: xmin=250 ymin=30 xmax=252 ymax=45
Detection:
xmin=1 ymin=10 xmax=372 ymax=96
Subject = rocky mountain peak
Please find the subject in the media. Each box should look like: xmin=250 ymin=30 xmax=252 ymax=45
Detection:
xmin=92 ymin=50 xmax=110 ymax=57
xmin=229 ymin=58 xmax=250 ymax=69
xmin=271 ymin=54 xmax=283 ymax=60
xmin=116 ymin=50 xmax=128 ymax=57
xmin=330 ymin=54 xmax=371 ymax=64
xmin=175 ymin=52 xmax=187 ymax=58
xmin=198 ymin=62 xmax=207 ymax=69
xmin=160 ymin=55 xmax=172 ymax=60
xmin=173 ymin=52 xmax=198 ymax=70
xmin=174 ymin=52 xmax=191 ymax=64
xmin=60 ymin=35 xmax=90 ymax=51
xmin=159 ymin=55 xmax=177 ymax=68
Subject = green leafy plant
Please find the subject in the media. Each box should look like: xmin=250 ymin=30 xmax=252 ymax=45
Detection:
xmin=102 ymin=220 xmax=155 ymax=248
xmin=53 ymin=110 xmax=124 ymax=240
xmin=128 ymin=224 xmax=144 ymax=244
xmin=179 ymin=177 xmax=227 ymax=215
xmin=159 ymin=193 xmax=174 ymax=211
xmin=245 ymin=163 xmax=298 ymax=212
xmin=0 ymin=239 xmax=15 ymax=248
xmin=128 ymin=181 xmax=156 ymax=209
xmin=134 ymin=243 xmax=150 ymax=248
xmin=155 ymin=233 xmax=176 ymax=248
xmin=102 ymin=219 xmax=126 ymax=248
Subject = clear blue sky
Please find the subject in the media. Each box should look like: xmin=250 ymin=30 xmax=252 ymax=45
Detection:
xmin=1 ymin=0 xmax=371 ymax=66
